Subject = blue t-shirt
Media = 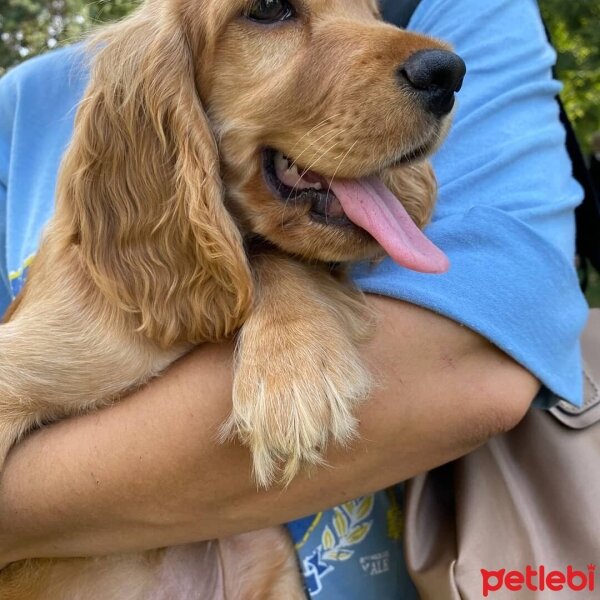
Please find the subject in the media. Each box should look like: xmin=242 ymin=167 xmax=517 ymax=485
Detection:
xmin=0 ymin=0 xmax=589 ymax=598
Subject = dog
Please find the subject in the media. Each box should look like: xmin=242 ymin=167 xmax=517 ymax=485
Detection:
xmin=0 ymin=0 xmax=464 ymax=597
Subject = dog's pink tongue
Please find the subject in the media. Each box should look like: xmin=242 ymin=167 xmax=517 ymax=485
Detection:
xmin=329 ymin=177 xmax=449 ymax=273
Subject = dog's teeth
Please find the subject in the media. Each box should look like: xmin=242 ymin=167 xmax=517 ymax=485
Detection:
xmin=287 ymin=163 xmax=301 ymax=180
xmin=274 ymin=152 xmax=289 ymax=173
xmin=273 ymin=150 xmax=323 ymax=190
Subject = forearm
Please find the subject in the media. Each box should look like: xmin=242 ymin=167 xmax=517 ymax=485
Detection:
xmin=0 ymin=297 xmax=538 ymax=563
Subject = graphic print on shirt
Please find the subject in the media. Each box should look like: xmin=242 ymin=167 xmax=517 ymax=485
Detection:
xmin=300 ymin=496 xmax=375 ymax=595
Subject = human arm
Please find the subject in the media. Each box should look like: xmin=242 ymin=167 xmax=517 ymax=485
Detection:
xmin=0 ymin=0 xmax=585 ymax=567
xmin=0 ymin=295 xmax=538 ymax=564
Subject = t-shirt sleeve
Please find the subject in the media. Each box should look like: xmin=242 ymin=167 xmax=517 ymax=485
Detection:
xmin=354 ymin=0 xmax=588 ymax=406
xmin=0 ymin=77 xmax=16 ymax=313
xmin=0 ymin=46 xmax=87 ymax=299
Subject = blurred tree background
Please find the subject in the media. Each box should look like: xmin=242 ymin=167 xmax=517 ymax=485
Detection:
xmin=539 ymin=0 xmax=600 ymax=152
xmin=0 ymin=0 xmax=137 ymax=75
xmin=0 ymin=0 xmax=599 ymax=304
xmin=1 ymin=0 xmax=598 ymax=145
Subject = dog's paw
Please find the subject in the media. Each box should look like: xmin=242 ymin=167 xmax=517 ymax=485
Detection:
xmin=221 ymin=328 xmax=371 ymax=488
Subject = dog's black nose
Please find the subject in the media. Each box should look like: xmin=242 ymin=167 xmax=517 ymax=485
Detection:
xmin=399 ymin=50 xmax=466 ymax=117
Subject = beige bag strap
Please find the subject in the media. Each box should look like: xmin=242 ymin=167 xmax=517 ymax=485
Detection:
xmin=550 ymin=308 xmax=600 ymax=429
xmin=404 ymin=309 xmax=600 ymax=599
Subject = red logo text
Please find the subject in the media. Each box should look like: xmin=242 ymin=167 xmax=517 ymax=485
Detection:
xmin=481 ymin=565 xmax=596 ymax=597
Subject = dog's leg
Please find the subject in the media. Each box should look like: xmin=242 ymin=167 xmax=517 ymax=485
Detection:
xmin=1 ymin=527 xmax=305 ymax=600
xmin=0 ymin=316 xmax=182 ymax=469
xmin=222 ymin=253 xmax=374 ymax=487
xmin=0 ymin=253 xmax=185 ymax=470
xmin=220 ymin=527 xmax=306 ymax=600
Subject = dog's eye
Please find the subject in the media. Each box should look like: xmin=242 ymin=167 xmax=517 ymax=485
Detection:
xmin=246 ymin=0 xmax=295 ymax=23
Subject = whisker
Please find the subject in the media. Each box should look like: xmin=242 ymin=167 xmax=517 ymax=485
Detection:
xmin=278 ymin=125 xmax=349 ymax=230
xmin=283 ymin=127 xmax=347 ymax=205
xmin=287 ymin=127 xmax=340 ymax=174
xmin=288 ymin=114 xmax=343 ymax=154
xmin=324 ymin=140 xmax=359 ymax=225
xmin=278 ymin=137 xmax=347 ymax=229
xmin=287 ymin=136 xmax=344 ymax=204
xmin=279 ymin=132 xmax=334 ymax=230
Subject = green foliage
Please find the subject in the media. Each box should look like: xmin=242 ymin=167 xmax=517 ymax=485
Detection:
xmin=0 ymin=0 xmax=139 ymax=76
xmin=586 ymin=272 xmax=600 ymax=308
xmin=0 ymin=0 xmax=599 ymax=307
xmin=2 ymin=0 xmax=598 ymax=143
xmin=539 ymin=0 xmax=600 ymax=150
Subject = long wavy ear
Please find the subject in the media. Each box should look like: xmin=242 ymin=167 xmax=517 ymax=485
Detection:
xmin=56 ymin=5 xmax=253 ymax=346
xmin=383 ymin=160 xmax=438 ymax=229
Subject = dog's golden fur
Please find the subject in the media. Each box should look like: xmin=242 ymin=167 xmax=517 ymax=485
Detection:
xmin=0 ymin=0 xmax=452 ymax=596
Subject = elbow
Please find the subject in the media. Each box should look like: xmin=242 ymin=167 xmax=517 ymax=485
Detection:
xmin=461 ymin=354 xmax=540 ymax=448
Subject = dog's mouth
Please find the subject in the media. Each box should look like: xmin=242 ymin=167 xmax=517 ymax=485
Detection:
xmin=262 ymin=148 xmax=449 ymax=274
xmin=263 ymin=148 xmax=349 ymax=225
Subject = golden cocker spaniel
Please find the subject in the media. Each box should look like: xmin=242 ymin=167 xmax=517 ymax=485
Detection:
xmin=0 ymin=0 xmax=464 ymax=597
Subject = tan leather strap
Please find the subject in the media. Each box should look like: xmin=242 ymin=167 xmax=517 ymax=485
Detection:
xmin=550 ymin=308 xmax=600 ymax=428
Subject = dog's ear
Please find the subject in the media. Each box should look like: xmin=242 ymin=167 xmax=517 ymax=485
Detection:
xmin=383 ymin=161 xmax=438 ymax=229
xmin=56 ymin=7 xmax=253 ymax=346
